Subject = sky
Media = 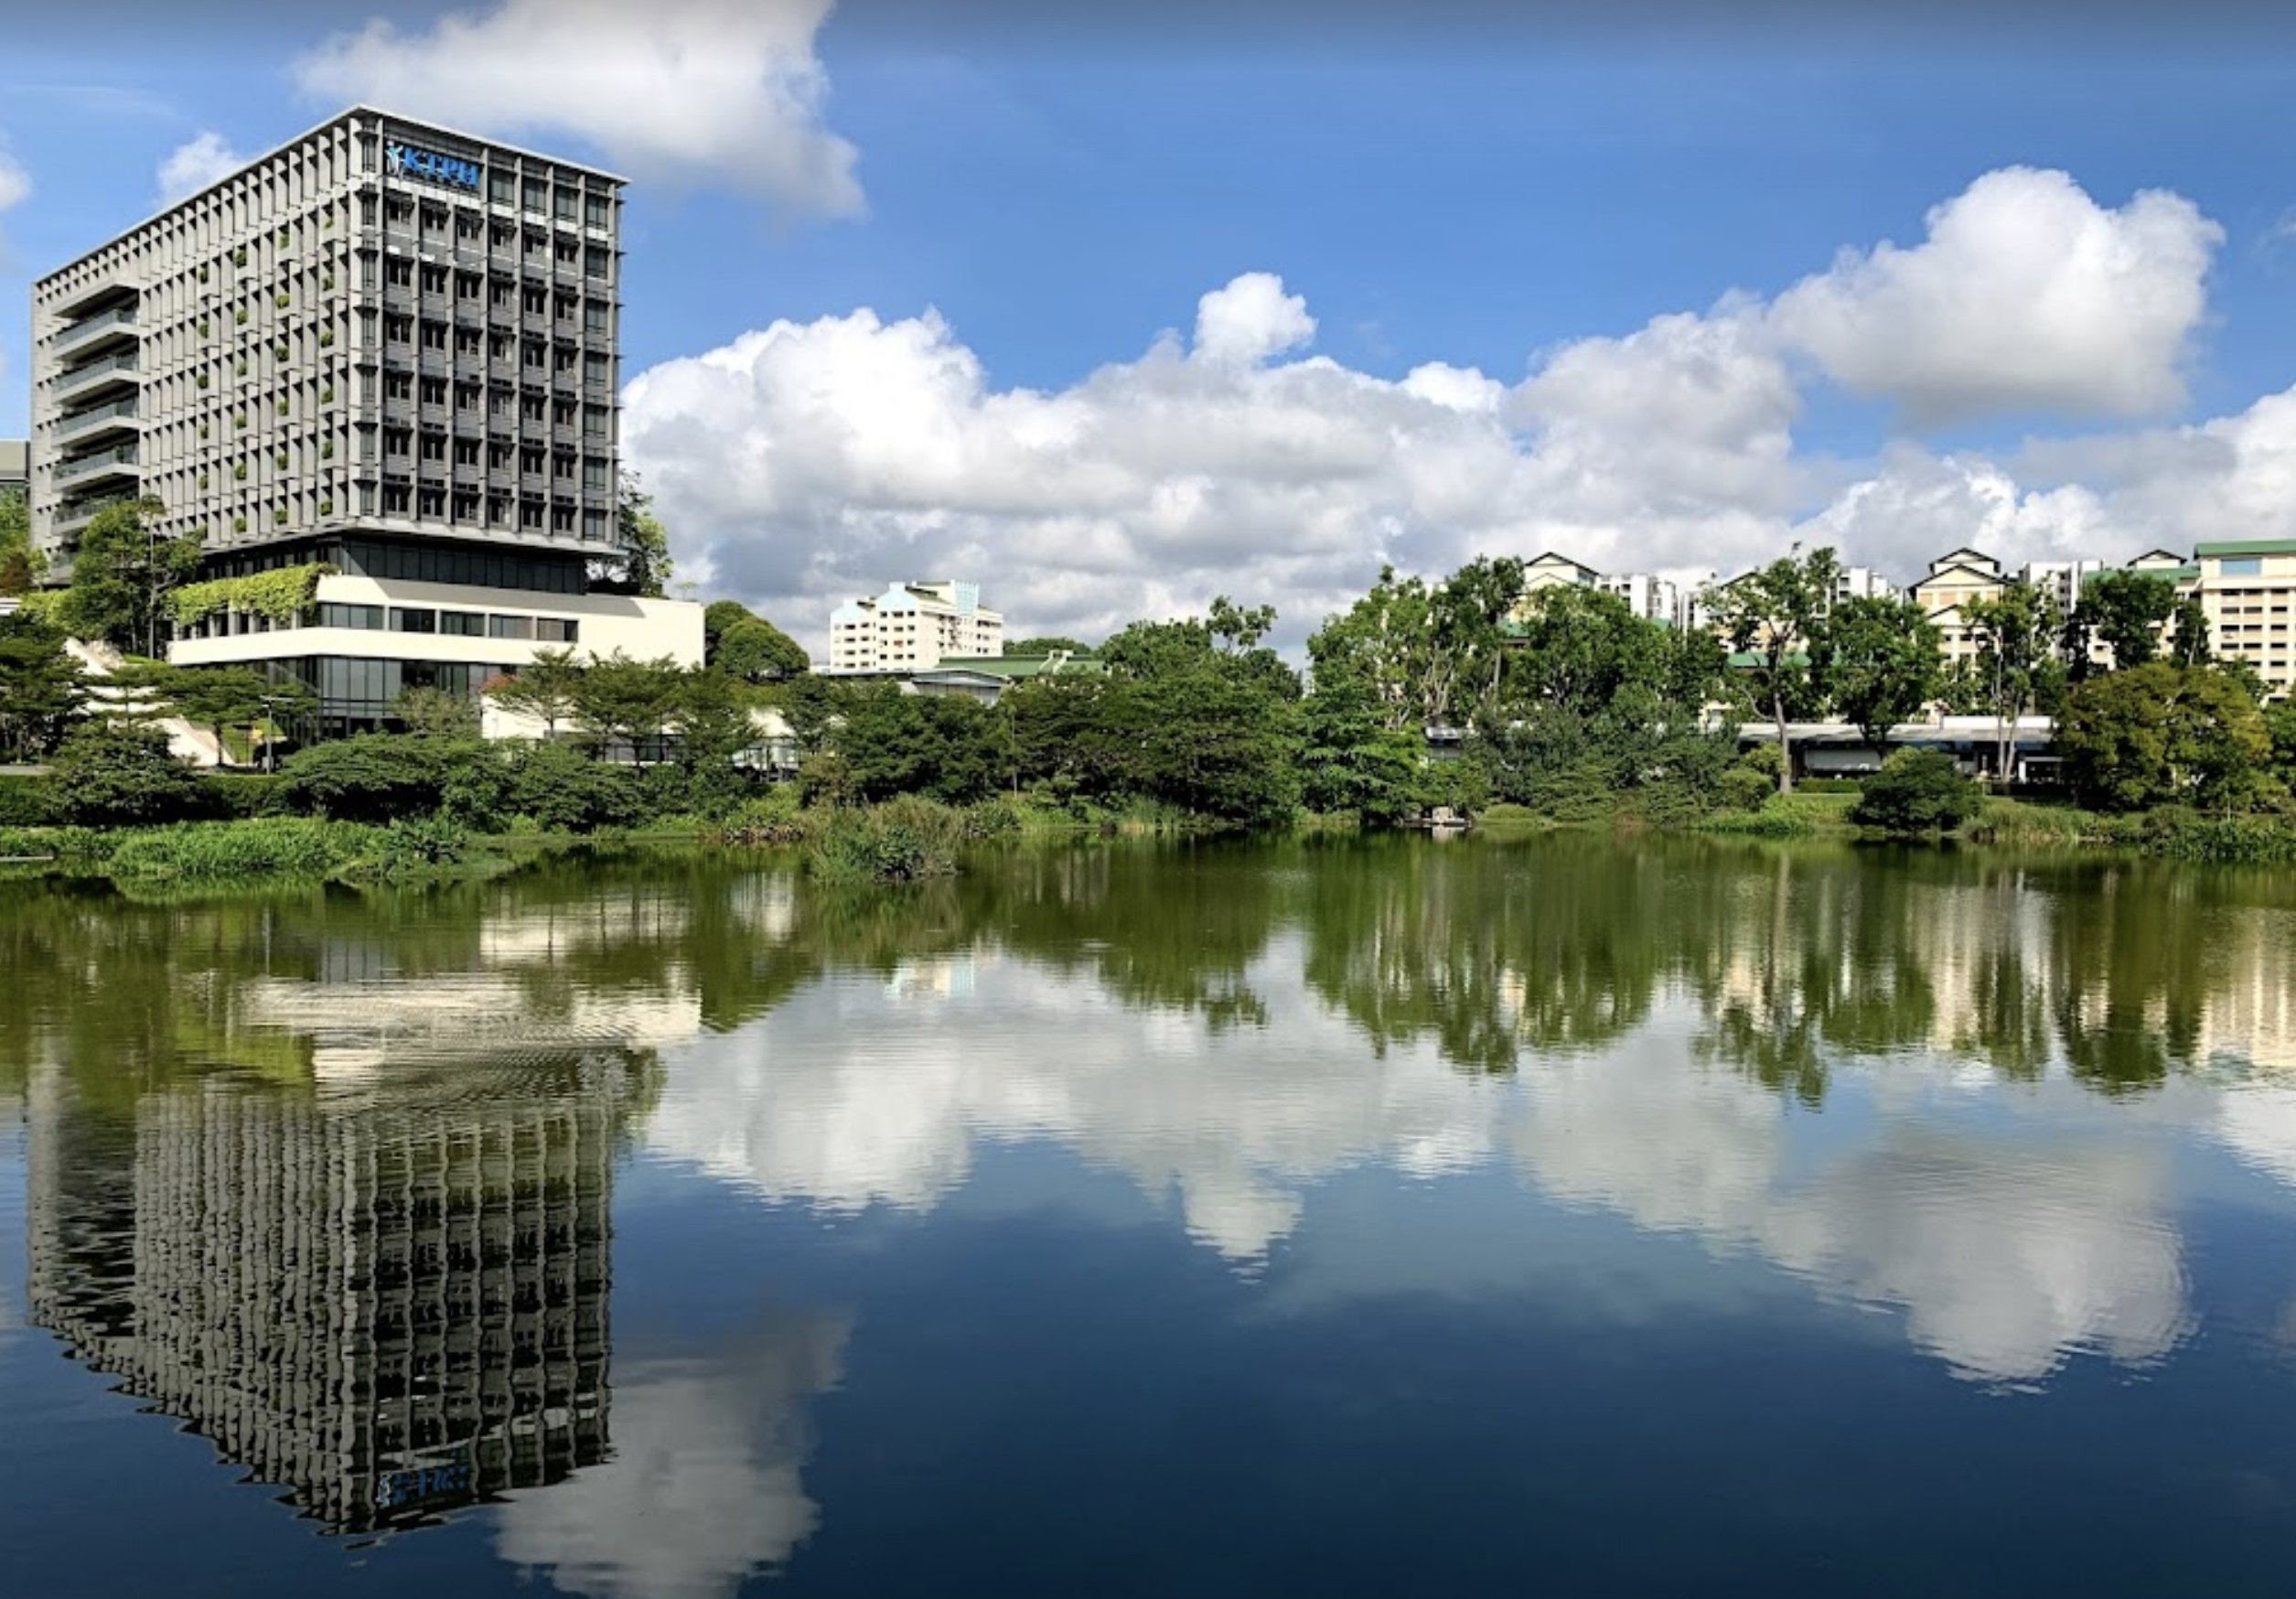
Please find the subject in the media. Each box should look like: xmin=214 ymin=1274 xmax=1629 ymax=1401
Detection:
xmin=6 ymin=1 xmax=2296 ymax=651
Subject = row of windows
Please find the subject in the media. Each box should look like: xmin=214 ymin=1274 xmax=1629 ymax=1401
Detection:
xmin=314 ymin=602 xmax=579 ymax=641
xmin=312 ymin=656 xmax=503 ymax=712
xmin=376 ymin=198 xmax=613 ymax=277
xmin=336 ymin=538 xmax=587 ymax=595
xmin=371 ymin=483 xmax=608 ymax=535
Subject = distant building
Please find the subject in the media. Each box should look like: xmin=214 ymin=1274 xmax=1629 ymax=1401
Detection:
xmin=2193 ymin=539 xmax=2296 ymax=694
xmin=1597 ymin=571 xmax=1680 ymax=626
xmin=2022 ymin=559 xmax=2107 ymax=618
xmin=0 ymin=438 xmax=27 ymax=497
xmin=907 ymin=649 xmax=1100 ymax=704
xmin=828 ymin=581 xmax=1003 ymax=673
xmin=1909 ymin=547 xmax=2007 ymax=666
xmin=1833 ymin=565 xmax=1892 ymax=604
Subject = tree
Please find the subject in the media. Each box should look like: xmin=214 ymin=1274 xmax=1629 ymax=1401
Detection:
xmin=45 ymin=720 xmax=201 ymax=826
xmin=122 ymin=663 xmax=317 ymax=767
xmin=0 ymin=487 xmax=35 ymax=596
xmin=2056 ymin=662 xmax=2269 ymax=811
xmin=1965 ymin=584 xmax=2060 ymax=782
xmin=394 ymin=683 xmax=480 ymax=738
xmin=704 ymin=600 xmax=810 ymax=682
xmin=59 ymin=498 xmax=201 ymax=656
xmin=1306 ymin=565 xmax=1438 ymax=733
xmin=1812 ymin=595 xmax=1940 ymax=756
xmin=2068 ymin=570 xmax=2175 ymax=674
xmin=591 ymin=468 xmax=674 ymax=597
xmin=1851 ymin=749 xmax=1980 ymax=836
xmin=1297 ymin=667 xmax=1421 ymax=823
xmin=571 ymin=650 xmax=688 ymax=754
xmin=483 ymin=646 xmax=585 ymax=739
xmin=672 ymin=667 xmax=760 ymax=813
xmin=1706 ymin=546 xmax=1841 ymax=793
xmin=2168 ymin=593 xmax=2215 ymax=669
xmin=0 ymin=612 xmax=85 ymax=761
xmin=1004 ymin=636 xmax=1093 ymax=657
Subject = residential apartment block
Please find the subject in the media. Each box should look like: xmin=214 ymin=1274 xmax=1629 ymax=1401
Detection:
xmin=0 ymin=437 xmax=26 ymax=497
xmin=27 ymin=106 xmax=699 ymax=738
xmin=828 ymin=580 xmax=1004 ymax=673
xmin=2191 ymin=539 xmax=2296 ymax=691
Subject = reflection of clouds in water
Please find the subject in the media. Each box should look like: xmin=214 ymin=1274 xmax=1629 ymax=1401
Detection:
xmin=649 ymin=943 xmax=2233 ymax=1383
xmin=495 ymin=1313 xmax=849 ymax=1599
xmin=649 ymin=932 xmax=1500 ymax=1262
xmin=2213 ymin=1084 xmax=2296 ymax=1190
xmin=1507 ymin=1046 xmax=2190 ymax=1382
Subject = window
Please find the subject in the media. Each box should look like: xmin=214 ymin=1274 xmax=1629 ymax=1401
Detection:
xmin=318 ymin=603 xmax=384 ymax=629
xmin=488 ymin=614 xmax=536 ymax=640
xmin=391 ymin=606 xmax=437 ymax=634
xmin=385 ymin=372 xmax=413 ymax=401
xmin=386 ymin=259 xmax=413 ymax=287
xmin=2222 ymin=557 xmax=2263 ymax=577
xmin=420 ymin=264 xmax=447 ymax=293
xmin=523 ymin=286 xmax=548 ymax=315
xmin=419 ymin=376 xmax=447 ymax=404
xmin=523 ymin=177 xmax=548 ymax=213
xmin=420 ymin=320 xmax=447 ymax=350
xmin=441 ymin=609 xmax=485 ymax=637
xmin=585 ymin=193 xmax=610 ymax=230
xmin=384 ymin=426 xmax=413 ymax=456
xmin=553 ymin=452 xmax=576 ymax=480
xmin=456 ymin=327 xmax=483 ymax=356
xmin=386 ymin=314 xmax=413 ymax=343
xmin=585 ymin=352 xmax=609 ymax=387
xmin=489 ymin=171 xmax=516 ymax=206
xmin=583 ymin=457 xmax=609 ymax=491
xmin=491 ymin=280 xmax=516 ymax=307
xmin=522 ymin=394 xmax=547 ymax=423
xmin=584 ymin=300 xmax=609 ymax=334
xmin=454 ymin=438 xmax=481 ymax=466
xmin=554 ymin=186 xmax=579 ymax=221
xmin=417 ymin=487 xmax=445 ymax=516
xmin=584 ymin=246 xmax=610 ymax=279
xmin=537 ymin=617 xmax=579 ymax=643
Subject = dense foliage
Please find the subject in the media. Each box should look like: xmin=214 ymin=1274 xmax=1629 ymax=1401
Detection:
xmin=1851 ymin=749 xmax=1981 ymax=835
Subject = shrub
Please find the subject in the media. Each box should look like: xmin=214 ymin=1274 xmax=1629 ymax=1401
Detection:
xmin=108 ymin=818 xmax=360 ymax=880
xmin=1717 ymin=761 xmax=1774 ymax=813
xmin=0 ymin=776 xmax=52 ymax=827
xmin=359 ymin=814 xmax=471 ymax=877
xmin=46 ymin=722 xmax=203 ymax=827
xmin=278 ymin=734 xmax=477 ymax=822
xmin=1851 ymin=749 xmax=1980 ymax=836
xmin=808 ymin=796 xmax=963 ymax=883
xmin=499 ymin=742 xmax=646 ymax=832
xmin=710 ymin=784 xmax=813 ymax=845
xmin=200 ymin=771 xmax=289 ymax=820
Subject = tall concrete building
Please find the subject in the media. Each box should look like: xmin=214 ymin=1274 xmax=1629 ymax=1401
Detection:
xmin=0 ymin=437 xmax=27 ymax=496
xmin=28 ymin=107 xmax=698 ymax=737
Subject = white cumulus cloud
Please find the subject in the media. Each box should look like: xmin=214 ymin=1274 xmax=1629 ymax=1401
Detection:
xmin=294 ymin=0 xmax=860 ymax=215
xmin=1770 ymin=166 xmax=2221 ymax=425
xmin=619 ymin=171 xmax=2257 ymax=650
xmin=1193 ymin=271 xmax=1316 ymax=366
xmin=156 ymin=131 xmax=248 ymax=205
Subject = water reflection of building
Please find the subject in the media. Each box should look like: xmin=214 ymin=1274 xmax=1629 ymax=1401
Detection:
xmin=26 ymin=1058 xmax=640 ymax=1536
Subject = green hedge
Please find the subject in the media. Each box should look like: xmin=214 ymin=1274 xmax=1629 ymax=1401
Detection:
xmin=0 ymin=777 xmax=51 ymax=827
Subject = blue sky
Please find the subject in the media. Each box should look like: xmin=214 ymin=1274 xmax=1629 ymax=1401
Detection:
xmin=7 ymin=3 xmax=2296 ymax=645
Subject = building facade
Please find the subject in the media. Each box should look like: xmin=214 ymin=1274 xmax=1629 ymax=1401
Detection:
xmin=1908 ymin=547 xmax=2007 ymax=665
xmin=1596 ymin=570 xmax=1682 ymax=627
xmin=0 ymin=437 xmax=26 ymax=497
xmin=2191 ymin=539 xmax=2296 ymax=693
xmin=27 ymin=106 xmax=698 ymax=737
xmin=828 ymin=581 xmax=1003 ymax=673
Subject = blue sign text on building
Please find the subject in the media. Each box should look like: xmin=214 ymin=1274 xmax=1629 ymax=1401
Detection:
xmin=385 ymin=141 xmax=482 ymax=194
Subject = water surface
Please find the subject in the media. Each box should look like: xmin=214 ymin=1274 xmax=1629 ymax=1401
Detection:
xmin=5 ymin=835 xmax=2296 ymax=1597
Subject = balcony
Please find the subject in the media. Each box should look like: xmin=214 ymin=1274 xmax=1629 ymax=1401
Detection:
xmin=53 ymin=496 xmax=134 ymax=536
xmin=55 ymin=395 xmax=141 ymax=445
xmin=53 ymin=350 xmax=140 ymax=404
xmin=54 ymin=305 xmax=139 ymax=357
xmin=55 ymin=443 xmax=139 ymax=487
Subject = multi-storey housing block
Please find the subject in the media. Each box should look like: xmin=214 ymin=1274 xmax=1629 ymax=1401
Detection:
xmin=28 ymin=107 xmax=699 ymax=738
xmin=828 ymin=581 xmax=1003 ymax=673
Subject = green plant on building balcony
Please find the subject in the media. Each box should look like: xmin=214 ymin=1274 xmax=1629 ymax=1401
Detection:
xmin=273 ymin=452 xmax=287 ymax=469
xmin=198 ymin=264 xmax=209 ymax=283
xmin=231 ymin=515 xmax=247 ymax=532
xmin=232 ymin=463 xmax=247 ymax=481
xmin=198 ymin=472 xmax=210 ymax=490
xmin=234 ymin=308 xmax=248 ymax=326
xmin=274 ymin=399 xmax=289 ymax=417
xmin=169 ymin=563 xmax=337 ymax=628
xmin=198 ymin=318 xmax=210 ymax=337
xmin=322 ymin=271 xmax=336 ymax=289
xmin=320 ymin=385 xmax=336 ymax=403
xmin=274 ymin=342 xmax=287 ymax=360
xmin=233 ymin=413 xmax=247 ymax=430
xmin=233 ymin=357 xmax=246 ymax=376
xmin=196 ymin=371 xmax=209 ymax=389
xmin=319 ymin=330 xmax=335 ymax=348
xmin=320 ymin=440 xmax=335 ymax=459
xmin=274 ymin=509 xmax=289 ymax=526
xmin=198 ymin=423 xmax=210 ymax=440
xmin=274 ymin=293 xmax=290 ymax=309
xmin=318 ymin=499 xmax=334 ymax=516
xmin=231 ymin=246 xmax=246 ymax=266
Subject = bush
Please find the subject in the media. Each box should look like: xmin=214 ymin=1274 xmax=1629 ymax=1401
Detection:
xmin=200 ymin=771 xmax=289 ymax=820
xmin=499 ymin=742 xmax=646 ymax=832
xmin=1716 ymin=761 xmax=1774 ymax=813
xmin=107 ymin=818 xmax=363 ymax=880
xmin=47 ymin=722 xmax=204 ymax=827
xmin=279 ymin=734 xmax=477 ymax=822
xmin=0 ymin=776 xmax=51 ymax=827
xmin=710 ymin=784 xmax=813 ymax=845
xmin=808 ymin=796 xmax=964 ymax=883
xmin=360 ymin=814 xmax=472 ymax=877
xmin=1851 ymin=749 xmax=1981 ymax=836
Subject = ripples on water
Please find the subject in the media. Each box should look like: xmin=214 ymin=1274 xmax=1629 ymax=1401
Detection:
xmin=4 ymin=837 xmax=2296 ymax=1595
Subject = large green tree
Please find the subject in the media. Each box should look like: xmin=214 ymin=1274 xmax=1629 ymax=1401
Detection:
xmin=59 ymin=498 xmax=200 ymax=656
xmin=592 ymin=468 xmax=673 ymax=596
xmin=572 ymin=650 xmax=689 ymax=752
xmin=45 ymin=720 xmax=201 ymax=826
xmin=1705 ymin=546 xmax=1842 ymax=792
xmin=2068 ymin=569 xmax=2175 ymax=674
xmin=2056 ymin=662 xmax=2269 ymax=811
xmin=1304 ymin=565 xmax=1438 ymax=733
xmin=704 ymin=599 xmax=810 ymax=682
xmin=0 ymin=612 xmax=85 ymax=761
xmin=0 ymin=487 xmax=34 ymax=596
xmin=1812 ymin=595 xmax=1941 ymax=756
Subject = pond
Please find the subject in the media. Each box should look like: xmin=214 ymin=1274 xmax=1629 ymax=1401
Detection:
xmin=4 ymin=834 xmax=2296 ymax=1597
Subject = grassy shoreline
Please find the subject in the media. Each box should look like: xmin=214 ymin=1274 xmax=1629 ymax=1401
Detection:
xmin=6 ymin=786 xmax=2293 ymax=897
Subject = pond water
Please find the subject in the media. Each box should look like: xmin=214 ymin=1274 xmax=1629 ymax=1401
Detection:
xmin=4 ymin=834 xmax=2296 ymax=1597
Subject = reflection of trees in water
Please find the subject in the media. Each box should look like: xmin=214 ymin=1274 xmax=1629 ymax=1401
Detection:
xmin=1299 ymin=833 xmax=1668 ymax=1072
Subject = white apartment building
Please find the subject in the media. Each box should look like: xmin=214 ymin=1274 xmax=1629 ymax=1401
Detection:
xmin=28 ymin=106 xmax=700 ymax=739
xmin=1597 ymin=571 xmax=1681 ymax=626
xmin=2022 ymin=559 xmax=2107 ymax=617
xmin=2192 ymin=540 xmax=2296 ymax=694
xmin=828 ymin=581 xmax=1003 ymax=673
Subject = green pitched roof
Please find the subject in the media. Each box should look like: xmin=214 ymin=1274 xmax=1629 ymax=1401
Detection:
xmin=929 ymin=653 xmax=1103 ymax=679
